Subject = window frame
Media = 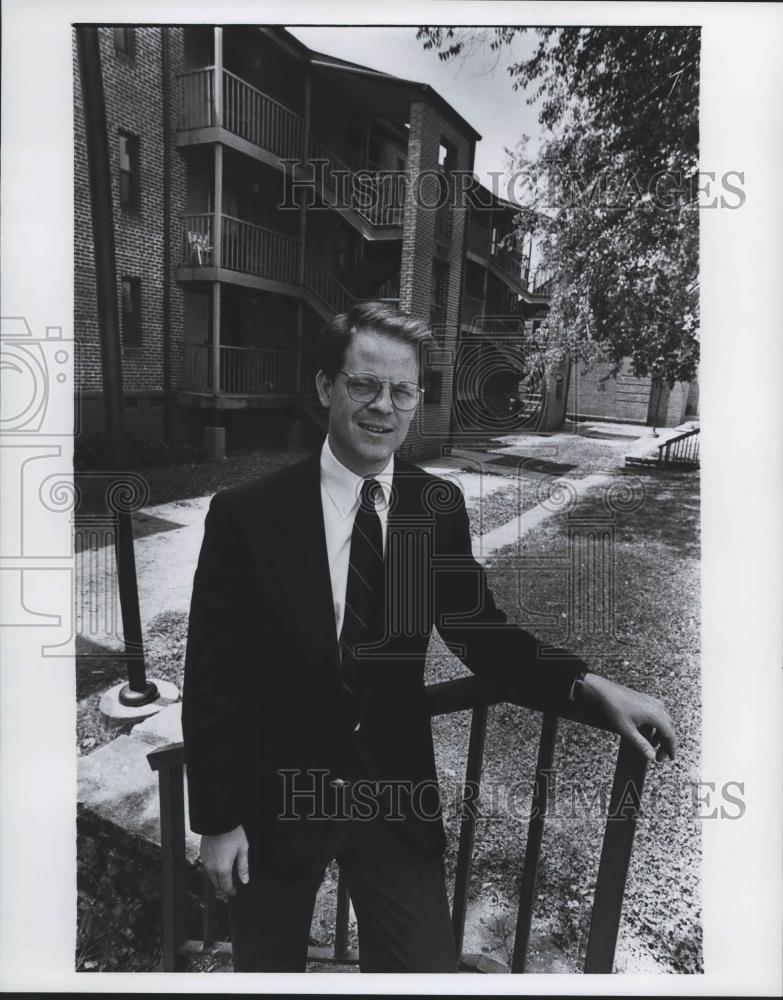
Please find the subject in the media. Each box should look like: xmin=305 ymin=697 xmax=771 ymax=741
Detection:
xmin=113 ymin=26 xmax=136 ymax=59
xmin=120 ymin=276 xmax=143 ymax=350
xmin=118 ymin=131 xmax=141 ymax=214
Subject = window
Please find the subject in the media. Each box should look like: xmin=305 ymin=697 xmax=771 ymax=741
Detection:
xmin=431 ymin=260 xmax=449 ymax=328
xmin=113 ymin=27 xmax=135 ymax=58
xmin=120 ymin=278 xmax=142 ymax=349
xmin=438 ymin=137 xmax=457 ymax=173
xmin=118 ymin=132 xmax=140 ymax=213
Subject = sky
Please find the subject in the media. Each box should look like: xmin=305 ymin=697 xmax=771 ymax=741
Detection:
xmin=287 ymin=26 xmax=542 ymax=196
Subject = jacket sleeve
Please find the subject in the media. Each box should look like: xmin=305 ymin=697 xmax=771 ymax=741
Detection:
xmin=432 ymin=483 xmax=586 ymax=714
xmin=181 ymin=491 xmax=252 ymax=835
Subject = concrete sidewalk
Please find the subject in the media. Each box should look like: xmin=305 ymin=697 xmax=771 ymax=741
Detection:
xmin=76 ymin=423 xmax=656 ymax=966
xmin=76 ymin=437 xmax=628 ymax=653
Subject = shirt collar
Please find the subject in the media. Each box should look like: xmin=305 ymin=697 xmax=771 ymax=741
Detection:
xmin=320 ymin=437 xmax=395 ymax=518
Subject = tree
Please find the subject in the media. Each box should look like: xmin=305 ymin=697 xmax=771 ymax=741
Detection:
xmin=418 ymin=27 xmax=700 ymax=385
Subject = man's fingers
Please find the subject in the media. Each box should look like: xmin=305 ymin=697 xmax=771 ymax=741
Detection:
xmin=215 ymin=866 xmax=236 ymax=896
xmin=236 ymin=844 xmax=250 ymax=885
xmin=645 ymin=704 xmax=677 ymax=761
xmin=621 ymin=722 xmax=657 ymax=762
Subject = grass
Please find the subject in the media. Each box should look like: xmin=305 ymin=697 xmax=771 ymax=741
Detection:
xmin=426 ymin=466 xmax=702 ymax=973
xmin=76 ymin=438 xmax=701 ymax=972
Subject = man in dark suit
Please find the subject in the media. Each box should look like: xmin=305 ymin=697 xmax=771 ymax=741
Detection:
xmin=182 ymin=301 xmax=675 ymax=973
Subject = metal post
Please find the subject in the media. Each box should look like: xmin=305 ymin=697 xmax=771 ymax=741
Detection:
xmin=451 ymin=704 xmax=488 ymax=958
xmin=75 ymin=25 xmax=157 ymax=705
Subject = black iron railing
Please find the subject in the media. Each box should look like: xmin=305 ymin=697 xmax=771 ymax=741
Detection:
xmin=658 ymin=427 xmax=700 ymax=469
xmin=147 ymin=674 xmax=650 ymax=973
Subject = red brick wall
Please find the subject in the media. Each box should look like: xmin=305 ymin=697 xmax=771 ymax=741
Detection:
xmin=399 ymin=100 xmax=472 ymax=463
xmin=74 ymin=27 xmax=187 ymax=437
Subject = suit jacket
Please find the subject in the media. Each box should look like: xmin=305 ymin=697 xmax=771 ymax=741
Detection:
xmin=182 ymin=451 xmax=586 ymax=875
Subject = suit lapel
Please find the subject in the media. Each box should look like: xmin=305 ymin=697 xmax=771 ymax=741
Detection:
xmin=269 ymin=452 xmax=340 ymax=672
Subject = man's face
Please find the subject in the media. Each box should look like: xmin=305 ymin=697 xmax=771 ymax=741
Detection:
xmin=316 ymin=329 xmax=420 ymax=476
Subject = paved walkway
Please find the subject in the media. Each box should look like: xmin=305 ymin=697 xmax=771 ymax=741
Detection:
xmin=76 ymin=420 xmax=680 ymax=970
xmin=76 ymin=426 xmax=636 ymax=652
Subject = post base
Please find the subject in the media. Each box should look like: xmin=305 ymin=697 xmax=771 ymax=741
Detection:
xmin=99 ymin=678 xmax=180 ymax=725
xmin=118 ymin=680 xmax=159 ymax=707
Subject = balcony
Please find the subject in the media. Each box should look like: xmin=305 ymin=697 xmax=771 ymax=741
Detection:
xmin=179 ymin=213 xmax=355 ymax=319
xmin=177 ymin=68 xmax=405 ymax=235
xmin=181 ymin=342 xmax=298 ymax=406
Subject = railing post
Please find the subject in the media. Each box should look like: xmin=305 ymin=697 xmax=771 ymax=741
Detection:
xmin=213 ymin=28 xmax=223 ymax=129
xmin=211 ymin=282 xmax=221 ymax=397
xmin=583 ymin=736 xmax=649 ymax=973
xmin=213 ymin=145 xmax=223 ymax=269
xmin=511 ymin=714 xmax=558 ymax=972
xmin=158 ymin=762 xmax=186 ymax=971
xmin=451 ymin=704 xmax=488 ymax=958
xmin=201 ymin=874 xmax=216 ymax=949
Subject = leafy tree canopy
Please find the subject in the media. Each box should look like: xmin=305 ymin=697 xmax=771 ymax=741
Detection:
xmin=418 ymin=27 xmax=700 ymax=385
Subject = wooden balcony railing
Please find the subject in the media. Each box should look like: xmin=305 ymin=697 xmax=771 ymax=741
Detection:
xmin=181 ymin=343 xmax=297 ymax=395
xmin=658 ymin=426 xmax=700 ymax=469
xmin=147 ymin=674 xmax=651 ymax=973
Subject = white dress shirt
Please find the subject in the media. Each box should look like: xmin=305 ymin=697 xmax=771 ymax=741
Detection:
xmin=320 ymin=437 xmax=394 ymax=639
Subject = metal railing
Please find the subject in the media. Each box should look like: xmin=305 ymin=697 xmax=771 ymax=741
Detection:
xmin=529 ymin=268 xmax=554 ymax=295
xmin=658 ymin=426 xmax=700 ymax=468
xmin=181 ymin=343 xmax=297 ymax=395
xmin=221 ymin=216 xmax=301 ymax=285
xmin=176 ymin=67 xmax=405 ymax=229
xmin=147 ymin=674 xmax=651 ymax=973
xmin=222 ymin=69 xmax=304 ymax=161
xmin=182 ymin=214 xmax=214 ymax=267
xmin=309 ymin=137 xmax=406 ymax=227
xmin=181 ymin=215 xmax=301 ymax=285
xmin=466 ymin=220 xmax=491 ymax=258
xmin=304 ymin=257 xmax=354 ymax=316
xmin=179 ymin=212 xmax=360 ymax=320
xmin=493 ymin=244 xmax=526 ymax=283
xmin=177 ymin=67 xmax=215 ymax=129
xmin=466 ymin=222 xmax=532 ymax=291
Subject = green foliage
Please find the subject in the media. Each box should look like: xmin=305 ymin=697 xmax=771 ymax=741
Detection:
xmin=418 ymin=27 xmax=700 ymax=385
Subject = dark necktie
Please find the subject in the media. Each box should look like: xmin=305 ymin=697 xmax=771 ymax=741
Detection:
xmin=339 ymin=478 xmax=385 ymax=696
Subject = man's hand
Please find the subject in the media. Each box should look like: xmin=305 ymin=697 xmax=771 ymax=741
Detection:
xmin=200 ymin=825 xmax=250 ymax=896
xmin=581 ymin=673 xmax=677 ymax=763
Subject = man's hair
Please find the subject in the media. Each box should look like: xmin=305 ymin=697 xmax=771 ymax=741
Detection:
xmin=318 ymin=301 xmax=434 ymax=380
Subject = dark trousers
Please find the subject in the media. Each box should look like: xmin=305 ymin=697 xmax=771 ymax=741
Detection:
xmin=227 ymin=812 xmax=458 ymax=973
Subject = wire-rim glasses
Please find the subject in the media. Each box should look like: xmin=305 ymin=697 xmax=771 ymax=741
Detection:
xmin=338 ymin=370 xmax=424 ymax=411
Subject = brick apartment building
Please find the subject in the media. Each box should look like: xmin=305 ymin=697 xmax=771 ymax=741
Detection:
xmin=73 ymin=24 xmax=569 ymax=461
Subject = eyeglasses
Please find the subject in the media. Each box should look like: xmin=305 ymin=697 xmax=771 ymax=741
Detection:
xmin=338 ymin=370 xmax=424 ymax=411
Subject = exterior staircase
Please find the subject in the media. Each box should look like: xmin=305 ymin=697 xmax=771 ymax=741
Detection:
xmin=624 ymin=422 xmax=700 ymax=469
